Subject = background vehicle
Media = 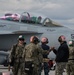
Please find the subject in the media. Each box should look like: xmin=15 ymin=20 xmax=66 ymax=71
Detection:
xmin=0 ymin=51 xmax=9 ymax=66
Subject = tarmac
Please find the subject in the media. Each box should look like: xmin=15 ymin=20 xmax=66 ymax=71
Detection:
xmin=0 ymin=65 xmax=67 ymax=75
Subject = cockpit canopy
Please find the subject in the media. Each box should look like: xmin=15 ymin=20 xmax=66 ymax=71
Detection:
xmin=0 ymin=12 xmax=62 ymax=27
xmin=42 ymin=18 xmax=62 ymax=27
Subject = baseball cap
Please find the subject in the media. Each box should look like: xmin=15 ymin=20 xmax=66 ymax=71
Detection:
xmin=18 ymin=35 xmax=24 ymax=40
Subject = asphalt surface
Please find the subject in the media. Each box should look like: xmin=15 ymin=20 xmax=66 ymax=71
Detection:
xmin=0 ymin=65 xmax=67 ymax=75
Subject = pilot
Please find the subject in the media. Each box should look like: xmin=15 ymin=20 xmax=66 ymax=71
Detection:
xmin=66 ymin=40 xmax=74 ymax=75
xmin=9 ymin=35 xmax=26 ymax=75
xmin=52 ymin=35 xmax=69 ymax=75
xmin=41 ymin=37 xmax=50 ymax=75
xmin=22 ymin=36 xmax=43 ymax=75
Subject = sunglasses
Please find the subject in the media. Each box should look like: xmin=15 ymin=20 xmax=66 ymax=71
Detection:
xmin=19 ymin=39 xmax=24 ymax=41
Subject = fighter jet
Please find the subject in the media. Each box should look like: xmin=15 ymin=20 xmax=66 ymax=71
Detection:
xmin=0 ymin=12 xmax=74 ymax=51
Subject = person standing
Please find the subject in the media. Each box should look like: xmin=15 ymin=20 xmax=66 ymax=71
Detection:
xmin=66 ymin=40 xmax=74 ymax=75
xmin=22 ymin=36 xmax=43 ymax=75
xmin=9 ymin=35 xmax=26 ymax=75
xmin=41 ymin=37 xmax=50 ymax=75
xmin=52 ymin=35 xmax=69 ymax=75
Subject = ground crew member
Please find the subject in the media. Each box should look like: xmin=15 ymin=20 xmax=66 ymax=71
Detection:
xmin=66 ymin=40 xmax=74 ymax=75
xmin=9 ymin=35 xmax=26 ymax=75
xmin=41 ymin=37 xmax=50 ymax=75
xmin=52 ymin=35 xmax=69 ymax=75
xmin=22 ymin=36 xmax=49 ymax=75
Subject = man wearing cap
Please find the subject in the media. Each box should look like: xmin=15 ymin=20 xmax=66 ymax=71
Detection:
xmin=9 ymin=35 xmax=26 ymax=75
xmin=66 ymin=40 xmax=74 ymax=75
xmin=52 ymin=35 xmax=69 ymax=75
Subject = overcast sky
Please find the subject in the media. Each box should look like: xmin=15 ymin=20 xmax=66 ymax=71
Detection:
xmin=0 ymin=0 xmax=74 ymax=26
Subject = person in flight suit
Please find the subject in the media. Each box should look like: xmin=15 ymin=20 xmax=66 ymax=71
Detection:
xmin=52 ymin=35 xmax=69 ymax=75
xmin=9 ymin=35 xmax=26 ymax=75
xmin=66 ymin=40 xmax=74 ymax=75
xmin=41 ymin=37 xmax=50 ymax=75
xmin=22 ymin=36 xmax=49 ymax=75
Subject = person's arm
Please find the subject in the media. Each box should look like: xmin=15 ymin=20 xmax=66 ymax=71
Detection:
xmin=9 ymin=44 xmax=17 ymax=66
xmin=50 ymin=47 xmax=57 ymax=54
xmin=53 ymin=49 xmax=57 ymax=54
xmin=9 ymin=45 xmax=14 ymax=63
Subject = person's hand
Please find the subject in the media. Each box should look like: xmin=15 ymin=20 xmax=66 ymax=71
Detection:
xmin=8 ymin=65 xmax=10 ymax=71
xmin=50 ymin=47 xmax=55 ymax=50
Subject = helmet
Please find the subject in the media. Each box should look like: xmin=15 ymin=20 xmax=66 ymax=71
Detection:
xmin=41 ymin=37 xmax=48 ymax=43
xmin=68 ymin=40 xmax=74 ymax=46
xmin=58 ymin=35 xmax=66 ymax=42
xmin=30 ymin=36 xmax=40 ymax=43
xmin=18 ymin=35 xmax=24 ymax=40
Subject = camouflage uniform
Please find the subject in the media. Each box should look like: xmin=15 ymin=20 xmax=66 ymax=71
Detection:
xmin=22 ymin=43 xmax=44 ymax=75
xmin=9 ymin=44 xmax=26 ymax=75
xmin=55 ymin=62 xmax=66 ymax=75
xmin=66 ymin=46 xmax=74 ymax=75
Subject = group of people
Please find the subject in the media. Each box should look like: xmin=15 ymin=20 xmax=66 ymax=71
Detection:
xmin=9 ymin=35 xmax=74 ymax=75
